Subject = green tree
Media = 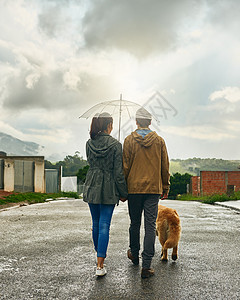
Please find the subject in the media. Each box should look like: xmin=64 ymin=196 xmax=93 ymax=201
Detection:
xmin=169 ymin=172 xmax=192 ymax=199
xmin=44 ymin=160 xmax=56 ymax=169
xmin=76 ymin=165 xmax=89 ymax=183
xmin=44 ymin=152 xmax=88 ymax=176
xmin=57 ymin=152 xmax=87 ymax=176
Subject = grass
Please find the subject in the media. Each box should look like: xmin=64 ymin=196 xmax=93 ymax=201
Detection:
xmin=0 ymin=191 xmax=79 ymax=206
xmin=178 ymin=191 xmax=240 ymax=204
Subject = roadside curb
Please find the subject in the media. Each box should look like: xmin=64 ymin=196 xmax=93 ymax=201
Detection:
xmin=0 ymin=198 xmax=79 ymax=213
xmin=0 ymin=202 xmax=29 ymax=212
xmin=214 ymin=201 xmax=240 ymax=212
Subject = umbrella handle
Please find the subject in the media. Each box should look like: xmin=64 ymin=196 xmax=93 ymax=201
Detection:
xmin=118 ymin=94 xmax=122 ymax=141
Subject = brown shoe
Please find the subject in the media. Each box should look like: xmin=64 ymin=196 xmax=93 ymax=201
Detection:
xmin=127 ymin=249 xmax=139 ymax=265
xmin=141 ymin=268 xmax=155 ymax=279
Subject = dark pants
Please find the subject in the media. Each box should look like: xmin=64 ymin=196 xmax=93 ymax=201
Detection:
xmin=128 ymin=194 xmax=159 ymax=269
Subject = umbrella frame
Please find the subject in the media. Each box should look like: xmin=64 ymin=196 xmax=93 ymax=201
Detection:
xmin=79 ymin=95 xmax=156 ymax=141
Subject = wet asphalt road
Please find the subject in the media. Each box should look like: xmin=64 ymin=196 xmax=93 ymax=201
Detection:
xmin=0 ymin=199 xmax=240 ymax=300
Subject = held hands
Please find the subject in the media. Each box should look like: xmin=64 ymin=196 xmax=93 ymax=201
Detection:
xmin=160 ymin=193 xmax=168 ymax=200
xmin=120 ymin=197 xmax=127 ymax=202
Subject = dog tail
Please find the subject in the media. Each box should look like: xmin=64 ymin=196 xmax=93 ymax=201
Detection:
xmin=163 ymin=225 xmax=181 ymax=249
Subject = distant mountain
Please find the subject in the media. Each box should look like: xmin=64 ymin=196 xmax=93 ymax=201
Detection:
xmin=0 ymin=132 xmax=43 ymax=156
xmin=170 ymin=158 xmax=240 ymax=175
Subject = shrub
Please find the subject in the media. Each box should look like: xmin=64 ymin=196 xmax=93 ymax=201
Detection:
xmin=178 ymin=191 xmax=240 ymax=204
xmin=169 ymin=172 xmax=192 ymax=199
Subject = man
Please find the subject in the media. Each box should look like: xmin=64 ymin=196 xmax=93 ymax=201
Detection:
xmin=123 ymin=108 xmax=170 ymax=279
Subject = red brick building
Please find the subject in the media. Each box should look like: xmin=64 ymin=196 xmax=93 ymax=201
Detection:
xmin=190 ymin=171 xmax=240 ymax=196
xmin=190 ymin=176 xmax=200 ymax=196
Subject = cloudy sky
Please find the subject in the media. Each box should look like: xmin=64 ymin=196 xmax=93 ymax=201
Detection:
xmin=0 ymin=0 xmax=240 ymax=161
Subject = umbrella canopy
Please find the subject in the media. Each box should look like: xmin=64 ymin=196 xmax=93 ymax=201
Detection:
xmin=79 ymin=95 xmax=157 ymax=140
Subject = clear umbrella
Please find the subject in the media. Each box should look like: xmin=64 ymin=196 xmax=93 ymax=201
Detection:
xmin=79 ymin=95 xmax=157 ymax=140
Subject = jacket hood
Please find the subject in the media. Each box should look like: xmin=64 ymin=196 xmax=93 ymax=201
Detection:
xmin=87 ymin=133 xmax=119 ymax=157
xmin=131 ymin=130 xmax=158 ymax=147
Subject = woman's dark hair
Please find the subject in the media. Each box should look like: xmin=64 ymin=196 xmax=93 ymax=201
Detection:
xmin=90 ymin=112 xmax=113 ymax=139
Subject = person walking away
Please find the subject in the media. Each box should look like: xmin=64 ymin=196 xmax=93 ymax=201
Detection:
xmin=83 ymin=112 xmax=128 ymax=277
xmin=123 ymin=108 xmax=170 ymax=278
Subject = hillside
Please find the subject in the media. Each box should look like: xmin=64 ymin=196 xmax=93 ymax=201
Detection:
xmin=0 ymin=132 xmax=43 ymax=156
xmin=170 ymin=158 xmax=240 ymax=175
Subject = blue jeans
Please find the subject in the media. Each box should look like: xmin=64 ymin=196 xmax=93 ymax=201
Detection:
xmin=88 ymin=203 xmax=115 ymax=258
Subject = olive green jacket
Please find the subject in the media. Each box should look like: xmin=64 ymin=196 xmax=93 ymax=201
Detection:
xmin=83 ymin=133 xmax=128 ymax=205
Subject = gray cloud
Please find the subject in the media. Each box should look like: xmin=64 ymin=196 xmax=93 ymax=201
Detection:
xmin=2 ymin=68 xmax=116 ymax=112
xmin=1 ymin=0 xmax=239 ymax=160
xmin=207 ymin=0 xmax=240 ymax=36
xmin=37 ymin=0 xmax=85 ymax=38
xmin=38 ymin=4 xmax=72 ymax=37
xmin=82 ymin=0 xmax=240 ymax=57
xmin=37 ymin=0 xmax=240 ymax=58
xmin=82 ymin=0 xmax=205 ymax=57
xmin=0 ymin=45 xmax=16 ymax=64
xmin=158 ymin=49 xmax=240 ymax=131
xmin=3 ymin=70 xmax=70 ymax=110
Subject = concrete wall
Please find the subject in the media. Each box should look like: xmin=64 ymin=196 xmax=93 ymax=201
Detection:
xmin=0 ymin=156 xmax=45 ymax=193
xmin=34 ymin=161 xmax=45 ymax=193
xmin=61 ymin=176 xmax=77 ymax=192
xmin=3 ymin=158 xmax=14 ymax=192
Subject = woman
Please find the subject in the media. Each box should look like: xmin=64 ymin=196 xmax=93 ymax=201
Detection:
xmin=83 ymin=112 xmax=128 ymax=277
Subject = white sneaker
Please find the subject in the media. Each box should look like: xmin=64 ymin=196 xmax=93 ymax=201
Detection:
xmin=96 ymin=267 xmax=107 ymax=277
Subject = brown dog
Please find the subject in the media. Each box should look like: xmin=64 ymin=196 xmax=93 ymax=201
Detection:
xmin=156 ymin=204 xmax=181 ymax=261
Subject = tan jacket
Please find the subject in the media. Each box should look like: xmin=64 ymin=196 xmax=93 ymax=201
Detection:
xmin=123 ymin=130 xmax=170 ymax=194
